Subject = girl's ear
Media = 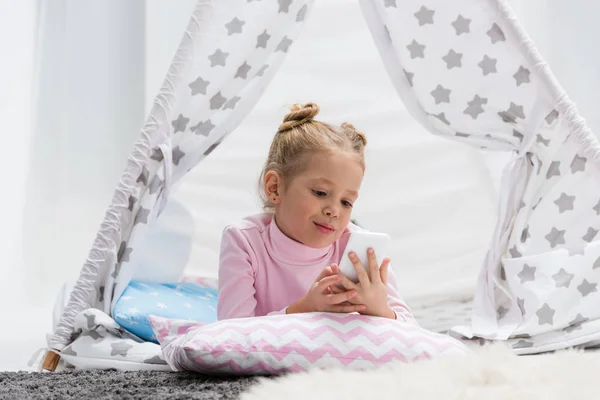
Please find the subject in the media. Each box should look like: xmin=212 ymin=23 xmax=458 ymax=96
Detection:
xmin=264 ymin=171 xmax=282 ymax=205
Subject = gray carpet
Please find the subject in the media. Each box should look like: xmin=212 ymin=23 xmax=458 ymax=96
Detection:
xmin=0 ymin=370 xmax=261 ymax=399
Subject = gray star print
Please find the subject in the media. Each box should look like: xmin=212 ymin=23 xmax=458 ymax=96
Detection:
xmin=210 ymin=92 xmax=227 ymax=110
xmin=452 ymin=15 xmax=470 ymax=35
xmin=536 ymin=134 xmax=550 ymax=146
xmin=384 ymin=0 xmax=397 ymax=7
xmin=189 ymin=76 xmax=208 ymax=95
xmin=545 ymin=227 xmax=566 ymax=248
xmin=278 ymin=0 xmax=291 ymax=13
xmin=593 ymin=199 xmax=600 ymax=215
xmin=545 ymin=110 xmax=559 ymax=125
xmin=433 ymin=112 xmax=450 ymax=125
xmin=192 ymin=120 xmax=215 ymax=137
xmin=134 ymin=207 xmax=150 ymax=225
xmin=509 ymin=245 xmax=522 ymax=258
xmin=583 ymin=227 xmax=598 ymax=243
xmin=487 ymin=23 xmax=505 ymax=43
xmin=430 ymin=85 xmax=451 ymax=104
xmin=442 ymin=49 xmax=462 ymax=69
xmin=517 ymin=297 xmax=526 ymax=315
xmin=111 ymin=341 xmax=134 ymax=357
xmin=513 ymin=340 xmax=533 ymax=349
xmin=225 ymin=17 xmax=245 ymax=35
xmin=406 ymin=40 xmax=425 ymax=59
xmin=578 ymin=279 xmax=597 ymax=297
xmin=235 ymin=62 xmax=251 ymax=79
xmin=256 ymin=30 xmax=271 ymax=49
xmin=464 ymin=95 xmax=487 ymax=119
xmin=256 ymin=64 xmax=269 ymax=77
xmin=83 ymin=330 xmax=102 ymax=341
xmin=117 ymin=241 xmax=132 ymax=263
xmin=276 ymin=36 xmax=293 ymax=53
xmin=571 ymin=154 xmax=587 ymax=173
xmin=536 ymin=303 xmax=555 ymax=325
xmin=224 ymin=96 xmax=241 ymax=110
xmin=513 ymin=66 xmax=531 ymax=86
xmin=456 ymin=132 xmax=470 ymax=138
xmin=62 ymin=347 xmax=78 ymax=356
xmin=208 ymin=49 xmax=228 ymax=67
xmin=136 ymin=166 xmax=149 ymax=186
xmin=564 ymin=313 xmax=589 ymax=333
xmin=521 ymin=225 xmax=530 ymax=243
xmin=497 ymin=305 xmax=509 ymax=319
xmin=297 ymin=4 xmax=307 ymax=22
xmin=478 ymin=55 xmax=497 ymax=75
xmin=546 ymin=161 xmax=561 ymax=179
xmin=85 ymin=313 xmax=97 ymax=329
xmin=172 ymin=146 xmax=185 ymax=166
xmin=171 ymin=114 xmax=189 ymax=133
xmin=518 ymin=264 xmax=536 ymax=283
xmin=593 ymin=256 xmax=600 ymax=269
xmin=414 ymin=6 xmax=434 ymax=26
xmin=554 ymin=192 xmax=575 ymax=213
xmin=552 ymin=268 xmax=574 ymax=288
xmin=128 ymin=195 xmax=136 ymax=211
xmin=403 ymin=69 xmax=414 ymax=86
xmin=513 ymin=129 xmax=523 ymax=141
xmin=144 ymin=355 xmax=165 ymax=364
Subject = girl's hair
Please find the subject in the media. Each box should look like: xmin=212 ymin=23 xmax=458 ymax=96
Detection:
xmin=258 ymin=102 xmax=367 ymax=210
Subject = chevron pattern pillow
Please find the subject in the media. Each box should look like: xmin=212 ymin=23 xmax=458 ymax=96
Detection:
xmin=149 ymin=312 xmax=469 ymax=375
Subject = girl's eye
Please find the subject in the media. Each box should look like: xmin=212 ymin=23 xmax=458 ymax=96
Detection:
xmin=342 ymin=200 xmax=353 ymax=208
xmin=312 ymin=190 xmax=326 ymax=197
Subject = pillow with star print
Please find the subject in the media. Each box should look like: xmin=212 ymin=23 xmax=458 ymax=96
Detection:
xmin=113 ymin=280 xmax=218 ymax=343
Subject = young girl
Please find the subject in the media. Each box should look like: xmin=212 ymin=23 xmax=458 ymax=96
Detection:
xmin=217 ymin=103 xmax=416 ymax=323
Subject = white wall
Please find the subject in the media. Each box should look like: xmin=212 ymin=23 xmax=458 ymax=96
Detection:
xmin=19 ymin=0 xmax=146 ymax=306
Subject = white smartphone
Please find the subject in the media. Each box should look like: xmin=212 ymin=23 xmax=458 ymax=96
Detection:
xmin=338 ymin=231 xmax=392 ymax=283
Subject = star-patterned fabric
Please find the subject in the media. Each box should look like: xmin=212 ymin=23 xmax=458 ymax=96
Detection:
xmin=358 ymin=0 xmax=600 ymax=351
xmin=47 ymin=0 xmax=600 ymax=363
xmin=47 ymin=0 xmax=313 ymax=354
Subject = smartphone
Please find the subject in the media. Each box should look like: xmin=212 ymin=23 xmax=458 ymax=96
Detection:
xmin=338 ymin=231 xmax=392 ymax=283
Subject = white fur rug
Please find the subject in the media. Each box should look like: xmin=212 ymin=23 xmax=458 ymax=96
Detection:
xmin=241 ymin=345 xmax=600 ymax=400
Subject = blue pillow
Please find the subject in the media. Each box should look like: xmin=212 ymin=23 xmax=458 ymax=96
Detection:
xmin=113 ymin=280 xmax=218 ymax=343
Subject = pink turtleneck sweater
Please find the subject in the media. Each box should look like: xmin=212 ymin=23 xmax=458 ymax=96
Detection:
xmin=217 ymin=213 xmax=416 ymax=323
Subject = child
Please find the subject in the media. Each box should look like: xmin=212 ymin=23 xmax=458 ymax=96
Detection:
xmin=217 ymin=103 xmax=416 ymax=323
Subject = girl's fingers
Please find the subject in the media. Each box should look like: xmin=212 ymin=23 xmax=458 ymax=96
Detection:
xmin=329 ymin=304 xmax=367 ymax=313
xmin=337 ymin=274 xmax=359 ymax=291
xmin=325 ymin=290 xmax=358 ymax=305
xmin=380 ymin=258 xmax=390 ymax=285
xmin=367 ymin=248 xmax=381 ymax=284
xmin=349 ymin=252 xmax=370 ymax=287
xmin=315 ymin=266 xmax=334 ymax=283
xmin=316 ymin=275 xmax=342 ymax=292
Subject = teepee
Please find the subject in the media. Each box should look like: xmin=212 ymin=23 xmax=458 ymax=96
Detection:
xmin=41 ymin=0 xmax=600 ymax=371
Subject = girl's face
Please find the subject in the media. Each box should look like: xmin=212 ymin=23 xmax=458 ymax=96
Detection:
xmin=268 ymin=150 xmax=364 ymax=248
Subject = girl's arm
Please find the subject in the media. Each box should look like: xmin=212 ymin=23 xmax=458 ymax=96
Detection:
xmin=217 ymin=226 xmax=258 ymax=320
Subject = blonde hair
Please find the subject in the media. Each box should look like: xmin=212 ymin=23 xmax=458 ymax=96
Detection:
xmin=259 ymin=102 xmax=367 ymax=210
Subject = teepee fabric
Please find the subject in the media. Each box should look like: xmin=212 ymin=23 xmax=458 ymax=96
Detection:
xmin=45 ymin=0 xmax=600 ymax=367
xmin=47 ymin=0 xmax=314 ymax=353
xmin=359 ymin=0 xmax=600 ymax=348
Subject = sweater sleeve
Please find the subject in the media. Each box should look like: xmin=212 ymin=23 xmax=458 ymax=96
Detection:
xmin=217 ymin=226 xmax=259 ymax=320
xmin=386 ymin=266 xmax=418 ymax=325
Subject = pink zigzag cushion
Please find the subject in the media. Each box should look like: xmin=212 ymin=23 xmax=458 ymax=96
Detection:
xmin=149 ymin=312 xmax=469 ymax=375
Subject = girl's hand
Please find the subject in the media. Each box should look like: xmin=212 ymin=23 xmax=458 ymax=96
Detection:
xmin=332 ymin=250 xmax=396 ymax=319
xmin=287 ymin=266 xmax=367 ymax=314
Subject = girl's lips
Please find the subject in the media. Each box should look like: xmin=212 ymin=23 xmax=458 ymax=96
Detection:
xmin=314 ymin=222 xmax=335 ymax=235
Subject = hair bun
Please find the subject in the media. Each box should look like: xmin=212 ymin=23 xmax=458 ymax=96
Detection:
xmin=340 ymin=122 xmax=367 ymax=146
xmin=278 ymin=103 xmax=320 ymax=133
